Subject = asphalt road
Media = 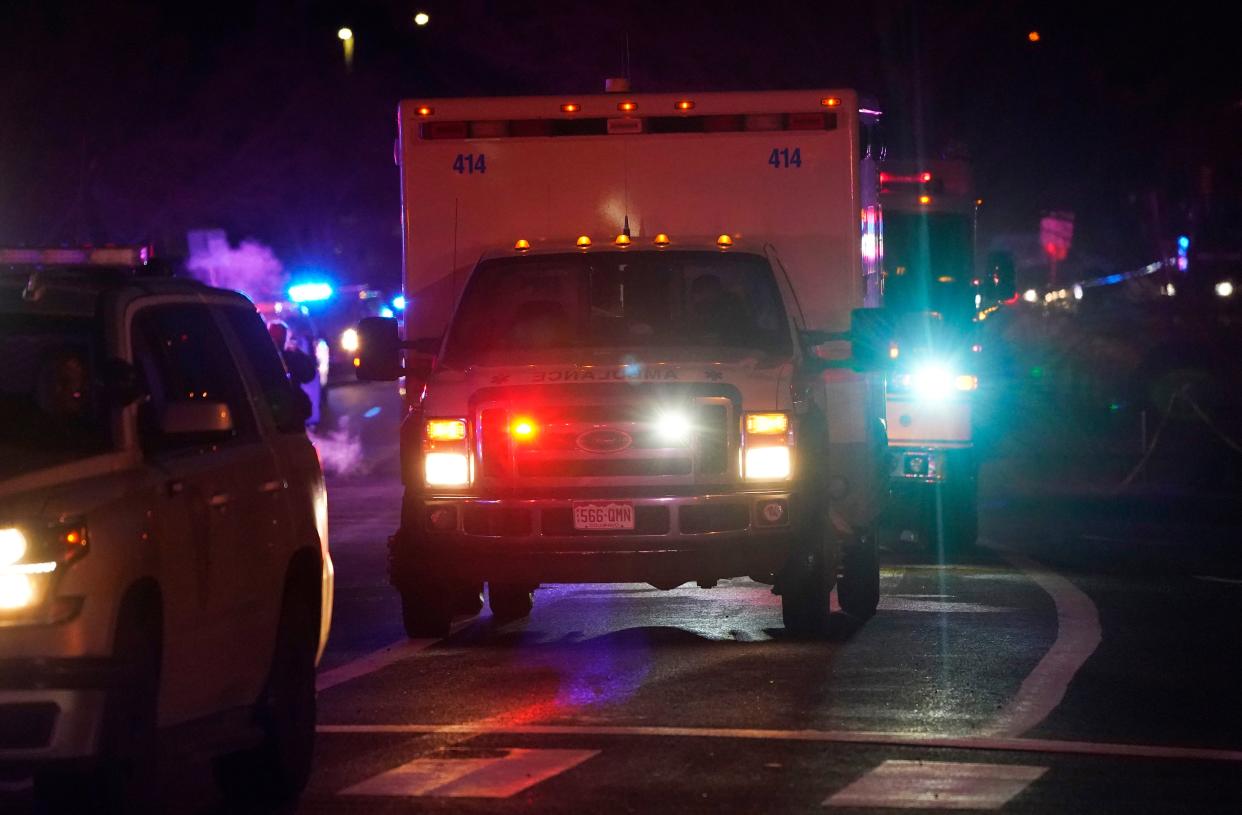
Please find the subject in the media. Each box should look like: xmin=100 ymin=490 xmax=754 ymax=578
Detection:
xmin=6 ymin=382 xmax=1241 ymax=812
xmin=300 ymin=383 xmax=1242 ymax=813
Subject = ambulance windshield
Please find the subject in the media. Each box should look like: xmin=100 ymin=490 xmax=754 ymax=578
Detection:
xmin=444 ymin=251 xmax=792 ymax=365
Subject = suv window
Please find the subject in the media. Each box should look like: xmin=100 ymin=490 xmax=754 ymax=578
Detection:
xmin=219 ymin=304 xmax=310 ymax=434
xmin=131 ymin=303 xmax=257 ymax=453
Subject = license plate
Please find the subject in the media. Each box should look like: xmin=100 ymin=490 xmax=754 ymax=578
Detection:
xmin=572 ymin=502 xmax=635 ymax=531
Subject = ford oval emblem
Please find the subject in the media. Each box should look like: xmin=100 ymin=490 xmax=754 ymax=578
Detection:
xmin=576 ymin=428 xmax=632 ymax=454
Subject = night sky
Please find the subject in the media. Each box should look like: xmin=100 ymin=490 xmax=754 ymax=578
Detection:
xmin=1 ymin=1 xmax=1237 ymax=289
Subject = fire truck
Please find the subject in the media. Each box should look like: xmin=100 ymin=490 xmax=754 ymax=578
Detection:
xmin=878 ymin=160 xmax=983 ymax=555
xmin=355 ymin=87 xmax=891 ymax=637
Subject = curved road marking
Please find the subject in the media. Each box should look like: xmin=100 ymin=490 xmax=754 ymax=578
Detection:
xmin=983 ymin=550 xmax=1102 ymax=738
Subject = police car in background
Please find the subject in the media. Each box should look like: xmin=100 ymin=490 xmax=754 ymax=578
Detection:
xmin=0 ymin=248 xmax=333 ymax=811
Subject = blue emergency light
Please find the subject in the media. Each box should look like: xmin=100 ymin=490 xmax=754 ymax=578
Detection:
xmin=288 ymin=282 xmax=333 ymax=303
xmin=392 ymin=295 xmax=406 ymax=311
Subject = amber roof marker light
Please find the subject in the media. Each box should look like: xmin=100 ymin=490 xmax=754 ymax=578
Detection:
xmin=415 ymin=105 xmax=434 ymax=117
xmin=576 ymin=235 xmax=592 ymax=249
xmin=514 ymin=239 xmax=531 ymax=252
xmin=617 ymin=101 xmax=638 ymax=113
xmin=654 ymin=233 xmax=671 ymax=247
xmin=561 ymin=102 xmax=580 ymax=113
xmin=821 ymin=97 xmax=842 ymax=108
xmin=716 ymin=234 xmax=734 ymax=249
xmin=675 ymin=100 xmax=695 ymax=111
xmin=614 ymin=234 xmax=632 ymax=247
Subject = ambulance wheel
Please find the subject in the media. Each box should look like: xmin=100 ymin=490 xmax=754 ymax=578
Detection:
xmin=489 ymin=583 xmax=535 ymax=621
xmin=781 ymin=513 xmax=835 ymax=638
xmin=837 ymin=531 xmax=880 ymax=619
xmin=400 ymin=586 xmax=453 ymax=638
xmin=452 ymin=581 xmax=485 ymax=616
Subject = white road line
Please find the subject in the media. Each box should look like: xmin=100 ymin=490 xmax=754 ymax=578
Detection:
xmin=317 ymin=638 xmax=438 ymax=692
xmin=315 ymin=723 xmax=1242 ymax=763
xmin=341 ymin=748 xmax=599 ymax=798
xmin=879 ymin=598 xmax=1014 ymax=613
xmin=982 ymin=550 xmax=1102 ymax=738
xmin=824 ymin=760 xmax=1047 ymax=810
xmin=1195 ymin=575 xmax=1242 ymax=586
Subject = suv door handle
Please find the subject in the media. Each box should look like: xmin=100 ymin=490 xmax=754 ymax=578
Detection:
xmin=259 ymin=479 xmax=287 ymax=494
xmin=208 ymin=492 xmax=232 ymax=508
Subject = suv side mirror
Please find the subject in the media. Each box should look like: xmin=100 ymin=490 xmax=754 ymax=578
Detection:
xmin=355 ymin=317 xmax=403 ymax=381
xmin=160 ymin=402 xmax=234 ymax=436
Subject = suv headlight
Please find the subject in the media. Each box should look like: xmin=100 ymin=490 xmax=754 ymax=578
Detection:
xmin=0 ymin=523 xmax=87 ymax=617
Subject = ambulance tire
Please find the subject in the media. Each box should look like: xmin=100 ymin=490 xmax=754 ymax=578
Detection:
xmin=489 ymin=583 xmax=536 ymax=621
xmin=837 ymin=531 xmax=880 ymax=619
xmin=452 ymin=581 xmax=485 ymax=616
xmin=781 ymin=513 xmax=835 ymax=638
xmin=400 ymin=586 xmax=453 ymax=638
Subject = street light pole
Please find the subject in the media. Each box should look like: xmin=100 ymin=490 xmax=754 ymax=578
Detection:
xmin=338 ymin=27 xmax=354 ymax=72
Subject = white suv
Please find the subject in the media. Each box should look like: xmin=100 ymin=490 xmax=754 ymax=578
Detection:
xmin=0 ymin=249 xmax=333 ymax=810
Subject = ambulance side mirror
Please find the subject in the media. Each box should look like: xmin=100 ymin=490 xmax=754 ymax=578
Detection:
xmin=801 ymin=308 xmax=894 ymax=372
xmin=354 ymin=317 xmax=404 ymax=382
xmin=847 ymin=307 xmax=895 ymax=370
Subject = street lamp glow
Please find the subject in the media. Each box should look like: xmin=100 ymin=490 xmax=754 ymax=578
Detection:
xmin=338 ymin=27 xmax=353 ymax=41
xmin=414 ymin=12 xmax=430 ymax=26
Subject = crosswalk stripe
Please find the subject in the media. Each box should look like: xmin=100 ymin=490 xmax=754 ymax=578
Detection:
xmin=340 ymin=748 xmax=599 ymax=798
xmin=824 ymin=760 xmax=1047 ymax=810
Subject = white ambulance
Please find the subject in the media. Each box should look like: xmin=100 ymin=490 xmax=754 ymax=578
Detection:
xmin=357 ymin=87 xmax=889 ymax=637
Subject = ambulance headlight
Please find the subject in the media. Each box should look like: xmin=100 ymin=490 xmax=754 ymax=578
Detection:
xmin=892 ymin=365 xmax=977 ymax=402
xmin=425 ymin=452 xmax=470 ymax=486
xmin=654 ymin=409 xmax=693 ymax=446
xmin=340 ymin=328 xmax=360 ymax=353
xmin=744 ymin=445 xmax=791 ymax=481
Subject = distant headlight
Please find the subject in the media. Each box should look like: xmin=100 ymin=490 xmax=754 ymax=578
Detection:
xmin=1216 ymin=281 xmax=1234 ymax=298
xmin=340 ymin=328 xmax=360 ymax=353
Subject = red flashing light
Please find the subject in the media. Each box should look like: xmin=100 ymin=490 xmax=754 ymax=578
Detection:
xmin=510 ymin=417 xmax=538 ymax=441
